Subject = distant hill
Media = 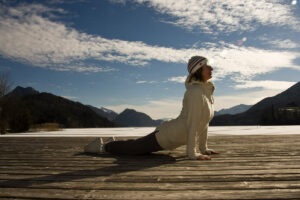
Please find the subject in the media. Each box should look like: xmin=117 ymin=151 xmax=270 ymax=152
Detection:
xmin=1 ymin=86 xmax=116 ymax=131
xmin=6 ymin=86 xmax=39 ymax=97
xmin=89 ymin=105 xmax=169 ymax=127
xmin=113 ymin=108 xmax=163 ymax=127
xmin=211 ymin=82 xmax=300 ymax=125
xmin=215 ymin=104 xmax=252 ymax=116
xmin=87 ymin=105 xmax=118 ymax=121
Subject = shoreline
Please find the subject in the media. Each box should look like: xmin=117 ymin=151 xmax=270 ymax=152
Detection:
xmin=1 ymin=125 xmax=299 ymax=137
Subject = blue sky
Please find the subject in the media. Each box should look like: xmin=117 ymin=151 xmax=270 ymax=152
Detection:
xmin=0 ymin=0 xmax=300 ymax=119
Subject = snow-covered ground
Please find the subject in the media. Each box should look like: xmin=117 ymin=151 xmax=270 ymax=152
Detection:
xmin=1 ymin=126 xmax=299 ymax=137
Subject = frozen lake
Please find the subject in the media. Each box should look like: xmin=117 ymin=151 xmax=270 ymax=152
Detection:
xmin=1 ymin=126 xmax=299 ymax=137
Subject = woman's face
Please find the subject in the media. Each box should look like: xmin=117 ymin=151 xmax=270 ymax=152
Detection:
xmin=201 ymin=64 xmax=213 ymax=81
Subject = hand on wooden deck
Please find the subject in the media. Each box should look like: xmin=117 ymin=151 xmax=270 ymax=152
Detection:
xmin=196 ymin=155 xmax=211 ymax=160
xmin=205 ymin=149 xmax=220 ymax=155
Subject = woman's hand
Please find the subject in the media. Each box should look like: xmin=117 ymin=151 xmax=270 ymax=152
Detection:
xmin=196 ymin=154 xmax=211 ymax=160
xmin=205 ymin=149 xmax=220 ymax=155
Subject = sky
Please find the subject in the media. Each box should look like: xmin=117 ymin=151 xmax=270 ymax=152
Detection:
xmin=0 ymin=0 xmax=300 ymax=120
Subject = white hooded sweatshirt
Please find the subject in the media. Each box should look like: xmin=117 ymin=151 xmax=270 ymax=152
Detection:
xmin=154 ymin=74 xmax=215 ymax=160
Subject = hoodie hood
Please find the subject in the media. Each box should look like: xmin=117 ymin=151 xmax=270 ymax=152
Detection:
xmin=185 ymin=74 xmax=215 ymax=94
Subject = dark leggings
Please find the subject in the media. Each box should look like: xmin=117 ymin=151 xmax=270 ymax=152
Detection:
xmin=105 ymin=130 xmax=163 ymax=155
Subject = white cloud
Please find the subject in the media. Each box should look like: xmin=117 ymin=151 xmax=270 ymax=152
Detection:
xmin=136 ymin=80 xmax=157 ymax=84
xmin=136 ymin=81 xmax=147 ymax=84
xmin=207 ymin=43 xmax=300 ymax=81
xmin=235 ymin=80 xmax=296 ymax=90
xmin=0 ymin=3 xmax=194 ymax=71
xmin=108 ymin=0 xmax=126 ymax=4
xmin=258 ymin=36 xmax=299 ymax=49
xmin=192 ymin=42 xmax=218 ymax=49
xmin=167 ymin=76 xmax=187 ymax=83
xmin=167 ymin=42 xmax=300 ymax=83
xmin=131 ymin=0 xmax=300 ymax=33
xmin=48 ymin=0 xmax=87 ymax=4
xmin=1 ymin=3 xmax=178 ymax=71
xmin=0 ymin=3 xmax=299 ymax=80
xmin=267 ymin=39 xmax=299 ymax=49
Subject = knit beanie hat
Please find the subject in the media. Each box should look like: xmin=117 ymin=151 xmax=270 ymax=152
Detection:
xmin=187 ymin=56 xmax=208 ymax=74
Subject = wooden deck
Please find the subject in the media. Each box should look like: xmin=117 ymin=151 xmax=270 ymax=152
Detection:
xmin=1 ymin=134 xmax=300 ymax=199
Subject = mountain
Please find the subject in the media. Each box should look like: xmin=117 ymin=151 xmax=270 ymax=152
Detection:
xmin=113 ymin=108 xmax=163 ymax=127
xmin=211 ymin=82 xmax=300 ymax=125
xmin=7 ymin=86 xmax=39 ymax=97
xmin=215 ymin=104 xmax=252 ymax=116
xmin=153 ymin=119 xmax=164 ymax=126
xmin=87 ymin=105 xmax=118 ymax=121
xmin=1 ymin=86 xmax=116 ymax=132
xmin=88 ymin=105 xmax=172 ymax=126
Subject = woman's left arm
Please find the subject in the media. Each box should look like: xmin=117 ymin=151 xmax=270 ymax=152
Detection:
xmin=198 ymin=127 xmax=219 ymax=155
xmin=198 ymin=126 xmax=209 ymax=154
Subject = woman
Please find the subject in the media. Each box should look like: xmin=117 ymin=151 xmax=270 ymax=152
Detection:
xmin=84 ymin=55 xmax=219 ymax=160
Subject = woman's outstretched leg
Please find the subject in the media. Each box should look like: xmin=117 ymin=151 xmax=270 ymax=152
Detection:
xmin=105 ymin=130 xmax=163 ymax=155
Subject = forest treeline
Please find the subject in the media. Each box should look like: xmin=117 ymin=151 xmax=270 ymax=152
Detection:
xmin=0 ymin=88 xmax=116 ymax=133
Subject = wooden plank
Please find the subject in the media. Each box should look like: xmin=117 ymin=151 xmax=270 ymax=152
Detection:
xmin=1 ymin=164 xmax=300 ymax=171
xmin=1 ymin=168 xmax=300 ymax=176
xmin=1 ymin=173 xmax=300 ymax=183
xmin=1 ymin=188 xmax=300 ymax=199
xmin=1 ymin=180 xmax=300 ymax=191
xmin=2 ymin=149 xmax=299 ymax=155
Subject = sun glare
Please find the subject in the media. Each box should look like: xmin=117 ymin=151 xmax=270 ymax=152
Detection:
xmin=292 ymin=0 xmax=297 ymax=5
